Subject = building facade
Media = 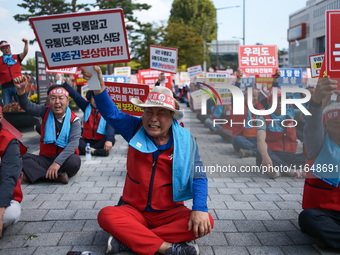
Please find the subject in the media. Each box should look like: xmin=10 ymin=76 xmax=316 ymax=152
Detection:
xmin=288 ymin=0 xmax=340 ymax=68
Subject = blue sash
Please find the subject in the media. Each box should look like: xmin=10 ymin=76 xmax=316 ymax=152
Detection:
xmin=43 ymin=107 xmax=71 ymax=148
xmin=129 ymin=120 xmax=196 ymax=202
xmin=310 ymin=133 xmax=340 ymax=187
xmin=267 ymin=107 xmax=295 ymax=132
xmin=84 ymin=104 xmax=107 ymax=135
xmin=3 ymin=54 xmax=17 ymax=66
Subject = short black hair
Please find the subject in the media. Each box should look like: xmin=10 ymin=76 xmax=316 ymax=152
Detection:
xmin=47 ymin=85 xmax=67 ymax=96
xmin=86 ymin=90 xmax=92 ymax=101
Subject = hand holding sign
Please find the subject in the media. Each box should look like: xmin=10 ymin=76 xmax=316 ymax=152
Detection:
xmin=81 ymin=66 xmax=105 ymax=95
xmin=313 ymin=76 xmax=338 ymax=104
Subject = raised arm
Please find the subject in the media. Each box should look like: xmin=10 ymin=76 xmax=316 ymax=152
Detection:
xmin=19 ymin=38 xmax=28 ymax=61
xmin=63 ymin=82 xmax=89 ymax=112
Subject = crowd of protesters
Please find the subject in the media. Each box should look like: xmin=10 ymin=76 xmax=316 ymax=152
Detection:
xmin=1 ymin=40 xmax=340 ymax=252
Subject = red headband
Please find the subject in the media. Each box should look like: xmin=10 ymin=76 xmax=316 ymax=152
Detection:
xmin=146 ymin=92 xmax=175 ymax=108
xmin=325 ymin=109 xmax=340 ymax=122
xmin=49 ymin=88 xmax=69 ymax=97
xmin=0 ymin=106 xmax=2 ymax=114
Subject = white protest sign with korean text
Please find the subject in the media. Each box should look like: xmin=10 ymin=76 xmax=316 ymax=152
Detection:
xmin=149 ymin=45 xmax=177 ymax=74
xmin=206 ymin=72 xmax=227 ymax=83
xmin=238 ymin=45 xmax=278 ymax=75
xmin=29 ymin=9 xmax=130 ymax=69
xmin=187 ymin=65 xmax=203 ymax=77
xmin=309 ymin=53 xmax=324 ymax=78
xmin=45 ymin=67 xmax=77 ymax=74
xmin=114 ymin=66 xmax=131 ymax=76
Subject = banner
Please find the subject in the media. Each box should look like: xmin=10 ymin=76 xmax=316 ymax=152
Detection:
xmin=45 ymin=67 xmax=77 ymax=74
xmin=326 ymin=10 xmax=340 ymax=90
xmin=103 ymin=75 xmax=128 ymax=83
xmin=206 ymin=72 xmax=227 ymax=83
xmin=114 ymin=66 xmax=131 ymax=76
xmin=278 ymin=68 xmax=303 ymax=88
xmin=187 ymin=65 xmax=203 ymax=78
xmin=137 ymin=69 xmax=172 ymax=90
xmin=105 ymin=82 xmax=149 ymax=117
xmin=74 ymin=68 xmax=88 ymax=86
xmin=309 ymin=53 xmax=324 ymax=78
xmin=238 ymin=45 xmax=278 ymax=75
xmin=30 ymin=9 xmax=130 ymax=69
xmin=81 ymin=84 xmax=89 ymax=99
xmin=149 ymin=45 xmax=177 ymax=74
xmin=35 ymin=51 xmax=49 ymax=104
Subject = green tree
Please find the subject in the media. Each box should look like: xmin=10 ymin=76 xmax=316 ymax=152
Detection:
xmin=93 ymin=0 xmax=152 ymax=71
xmin=162 ymin=22 xmax=204 ymax=67
xmin=130 ymin=22 xmax=164 ymax=69
xmin=168 ymin=0 xmax=216 ymax=43
xmin=13 ymin=0 xmax=90 ymax=44
xmin=23 ymin=57 xmax=36 ymax=73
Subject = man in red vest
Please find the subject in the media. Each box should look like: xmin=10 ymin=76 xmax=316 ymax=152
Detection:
xmin=13 ymin=76 xmax=81 ymax=184
xmin=83 ymin=66 xmax=213 ymax=255
xmin=0 ymin=103 xmax=27 ymax=237
xmin=63 ymin=82 xmax=115 ymax=156
xmin=0 ymin=39 xmax=28 ymax=105
xmin=256 ymin=88 xmax=306 ymax=178
xmin=299 ymin=76 xmax=340 ymax=249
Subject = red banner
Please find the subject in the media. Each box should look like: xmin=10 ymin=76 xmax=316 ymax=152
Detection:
xmin=74 ymin=68 xmax=88 ymax=86
xmin=105 ymin=82 xmax=149 ymax=117
xmin=238 ymin=45 xmax=278 ymax=75
xmin=137 ymin=69 xmax=172 ymax=90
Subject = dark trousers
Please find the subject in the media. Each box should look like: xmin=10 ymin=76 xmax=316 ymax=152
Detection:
xmin=79 ymin=137 xmax=113 ymax=155
xmin=256 ymin=149 xmax=306 ymax=170
xmin=232 ymin=136 xmax=258 ymax=154
xmin=22 ymin=153 xmax=81 ymax=183
xmin=299 ymin=209 xmax=340 ymax=249
xmin=295 ymin=121 xmax=305 ymax=142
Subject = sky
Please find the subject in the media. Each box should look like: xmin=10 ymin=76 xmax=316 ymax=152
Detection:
xmin=0 ymin=0 xmax=308 ymax=65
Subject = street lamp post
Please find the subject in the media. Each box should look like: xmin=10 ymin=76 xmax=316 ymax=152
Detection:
xmin=243 ymin=0 xmax=245 ymax=45
xmin=215 ymin=5 xmax=240 ymax=70
xmin=203 ymin=24 xmax=214 ymax=72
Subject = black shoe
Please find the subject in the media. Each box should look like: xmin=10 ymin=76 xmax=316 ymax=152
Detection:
xmin=54 ymin=173 xmax=69 ymax=184
xmin=106 ymin=235 xmax=131 ymax=254
xmin=23 ymin=173 xmax=32 ymax=184
xmin=94 ymin=149 xmax=110 ymax=157
xmin=166 ymin=242 xmax=199 ymax=255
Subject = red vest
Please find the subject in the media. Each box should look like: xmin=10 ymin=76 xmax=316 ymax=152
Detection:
xmin=0 ymin=125 xmax=27 ymax=203
xmin=122 ymin=131 xmax=184 ymax=211
xmin=263 ymin=114 xmax=297 ymax=153
xmin=302 ymin=148 xmax=340 ymax=211
xmin=231 ymin=102 xmax=263 ymax=137
xmin=0 ymin=55 xmax=22 ymax=85
xmin=82 ymin=106 xmax=106 ymax=140
xmin=40 ymin=108 xmax=79 ymax=157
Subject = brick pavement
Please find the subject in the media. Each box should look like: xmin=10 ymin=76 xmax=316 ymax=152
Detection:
xmin=0 ymin=106 xmax=337 ymax=255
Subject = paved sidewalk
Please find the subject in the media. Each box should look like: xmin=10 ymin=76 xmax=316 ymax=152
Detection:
xmin=0 ymin=106 xmax=337 ymax=255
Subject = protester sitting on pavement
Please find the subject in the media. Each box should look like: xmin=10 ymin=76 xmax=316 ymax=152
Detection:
xmin=0 ymin=39 xmax=28 ymax=105
xmin=13 ymin=76 xmax=81 ymax=184
xmin=82 ymin=66 xmax=213 ymax=255
xmin=256 ymin=87 xmax=306 ymax=178
xmin=299 ymin=76 xmax=340 ymax=250
xmin=231 ymin=69 xmax=262 ymax=158
xmin=64 ymin=83 xmax=115 ymax=156
xmin=0 ymin=103 xmax=27 ymax=238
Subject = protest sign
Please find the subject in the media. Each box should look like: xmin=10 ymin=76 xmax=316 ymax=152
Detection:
xmin=74 ymin=68 xmax=88 ymax=86
xmin=114 ymin=66 xmax=131 ymax=76
xmin=238 ymin=45 xmax=278 ymax=75
xmin=105 ymin=82 xmax=149 ymax=117
xmin=29 ymin=9 xmax=130 ymax=69
xmin=326 ymin=10 xmax=340 ymax=90
xmin=81 ymin=84 xmax=89 ymax=99
xmin=190 ymin=89 xmax=207 ymax=110
xmin=255 ymin=74 xmax=273 ymax=85
xmin=240 ymin=77 xmax=255 ymax=91
xmin=218 ymin=88 xmax=232 ymax=105
xmin=309 ymin=53 xmax=324 ymax=78
xmin=278 ymin=68 xmax=303 ymax=88
xmin=149 ymin=45 xmax=177 ymax=74
xmin=187 ymin=65 xmax=203 ymax=77
xmin=103 ymin=75 xmax=128 ymax=83
xmin=45 ymin=67 xmax=77 ymax=74
xmin=206 ymin=72 xmax=227 ymax=83
xmin=35 ymin=51 xmax=49 ymax=104
xmin=137 ymin=69 xmax=172 ymax=90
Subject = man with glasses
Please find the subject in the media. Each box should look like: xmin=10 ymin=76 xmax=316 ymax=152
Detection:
xmin=0 ymin=39 xmax=28 ymax=105
xmin=13 ymin=76 xmax=81 ymax=184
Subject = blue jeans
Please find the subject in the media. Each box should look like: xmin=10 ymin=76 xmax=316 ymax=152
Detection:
xmin=256 ymin=149 xmax=306 ymax=170
xmin=232 ymin=136 xmax=258 ymax=154
xmin=2 ymin=87 xmax=18 ymax=105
